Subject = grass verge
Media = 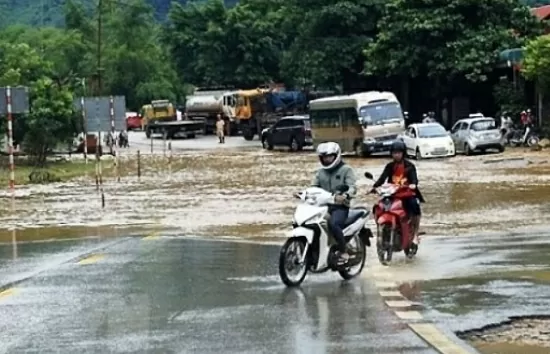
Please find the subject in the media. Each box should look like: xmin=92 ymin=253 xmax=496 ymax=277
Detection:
xmin=0 ymin=156 xmax=114 ymax=186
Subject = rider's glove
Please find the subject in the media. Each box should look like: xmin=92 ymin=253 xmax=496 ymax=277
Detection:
xmin=334 ymin=194 xmax=347 ymax=204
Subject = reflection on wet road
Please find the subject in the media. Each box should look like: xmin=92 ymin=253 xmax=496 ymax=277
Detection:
xmin=0 ymin=238 xmax=436 ymax=353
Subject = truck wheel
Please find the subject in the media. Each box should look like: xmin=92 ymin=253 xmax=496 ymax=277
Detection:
xmin=243 ymin=132 xmax=254 ymax=141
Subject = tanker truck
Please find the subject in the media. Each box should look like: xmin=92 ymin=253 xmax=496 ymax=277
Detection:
xmin=185 ymin=89 xmax=237 ymax=135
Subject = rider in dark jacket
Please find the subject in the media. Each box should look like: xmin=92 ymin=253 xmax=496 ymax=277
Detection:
xmin=371 ymin=140 xmax=424 ymax=244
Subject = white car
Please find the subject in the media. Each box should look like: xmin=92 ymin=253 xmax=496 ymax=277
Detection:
xmin=401 ymin=123 xmax=455 ymax=159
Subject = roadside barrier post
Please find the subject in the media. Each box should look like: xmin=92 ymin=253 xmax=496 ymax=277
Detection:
xmin=5 ymin=87 xmax=17 ymax=259
xmin=137 ymin=150 xmax=141 ymax=181
xmin=109 ymin=96 xmax=119 ymax=182
xmin=96 ymin=131 xmax=105 ymax=208
xmin=150 ymin=134 xmax=153 ymax=154
xmin=168 ymin=140 xmax=172 ymax=178
xmin=163 ymin=131 xmax=167 ymax=157
xmin=80 ymin=96 xmax=88 ymax=163
xmin=5 ymin=87 xmax=15 ymax=210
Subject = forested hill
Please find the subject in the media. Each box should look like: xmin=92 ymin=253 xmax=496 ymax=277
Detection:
xmin=0 ymin=0 xmax=239 ymax=27
xmin=0 ymin=0 xmax=547 ymax=27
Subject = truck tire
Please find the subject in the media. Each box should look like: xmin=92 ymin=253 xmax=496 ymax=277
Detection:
xmin=243 ymin=132 xmax=254 ymax=141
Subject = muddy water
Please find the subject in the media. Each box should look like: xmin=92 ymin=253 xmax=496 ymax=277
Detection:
xmin=1 ymin=150 xmax=550 ymax=244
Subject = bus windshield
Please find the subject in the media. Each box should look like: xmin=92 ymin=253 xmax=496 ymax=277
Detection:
xmin=359 ymin=102 xmax=403 ymax=125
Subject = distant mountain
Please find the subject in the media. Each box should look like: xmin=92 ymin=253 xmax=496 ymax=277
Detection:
xmin=0 ymin=0 xmax=239 ymax=27
xmin=0 ymin=0 xmax=546 ymax=28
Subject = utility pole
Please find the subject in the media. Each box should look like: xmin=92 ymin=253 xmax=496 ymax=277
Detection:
xmin=97 ymin=0 xmax=103 ymax=95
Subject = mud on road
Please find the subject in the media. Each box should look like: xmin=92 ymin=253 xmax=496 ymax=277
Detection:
xmin=1 ymin=139 xmax=549 ymax=244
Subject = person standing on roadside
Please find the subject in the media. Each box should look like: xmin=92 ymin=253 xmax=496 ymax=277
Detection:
xmin=216 ymin=114 xmax=225 ymax=143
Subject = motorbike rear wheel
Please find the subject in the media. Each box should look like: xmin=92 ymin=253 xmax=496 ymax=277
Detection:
xmin=279 ymin=238 xmax=309 ymax=287
xmin=527 ymin=136 xmax=540 ymax=147
xmin=338 ymin=234 xmax=366 ymax=280
xmin=377 ymin=225 xmax=393 ymax=265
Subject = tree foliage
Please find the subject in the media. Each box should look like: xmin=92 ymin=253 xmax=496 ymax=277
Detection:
xmin=523 ymin=34 xmax=550 ymax=92
xmin=0 ymin=0 xmax=546 ymax=158
xmin=364 ymin=0 xmax=542 ymax=84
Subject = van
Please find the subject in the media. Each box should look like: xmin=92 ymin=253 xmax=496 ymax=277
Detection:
xmin=309 ymin=91 xmax=406 ymax=156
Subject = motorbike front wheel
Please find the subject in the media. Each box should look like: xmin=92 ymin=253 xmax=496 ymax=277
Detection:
xmin=338 ymin=234 xmax=366 ymax=280
xmin=279 ymin=238 xmax=309 ymax=287
xmin=377 ymin=224 xmax=393 ymax=265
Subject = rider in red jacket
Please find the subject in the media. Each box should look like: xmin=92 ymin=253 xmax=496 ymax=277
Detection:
xmin=371 ymin=141 xmax=425 ymax=244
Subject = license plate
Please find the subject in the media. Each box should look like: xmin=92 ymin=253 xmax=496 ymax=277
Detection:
xmin=383 ymin=141 xmax=393 ymax=146
xmin=305 ymin=137 xmax=312 ymax=142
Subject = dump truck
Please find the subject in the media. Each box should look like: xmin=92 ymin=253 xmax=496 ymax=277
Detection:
xmin=141 ymin=99 xmax=205 ymax=139
xmin=185 ymin=89 xmax=237 ymax=135
xmin=232 ymin=89 xmax=308 ymax=140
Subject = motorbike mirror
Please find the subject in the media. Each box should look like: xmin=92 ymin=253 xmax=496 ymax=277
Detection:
xmin=364 ymin=172 xmax=374 ymax=180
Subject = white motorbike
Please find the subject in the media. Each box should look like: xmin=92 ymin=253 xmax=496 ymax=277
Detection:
xmin=278 ymin=185 xmax=373 ymax=287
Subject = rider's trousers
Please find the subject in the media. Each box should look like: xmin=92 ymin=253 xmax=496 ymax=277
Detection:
xmin=328 ymin=207 xmax=348 ymax=252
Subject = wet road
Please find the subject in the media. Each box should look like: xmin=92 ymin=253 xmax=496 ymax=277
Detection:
xmin=0 ymin=237 xmax=441 ymax=353
xmin=2 ymin=132 xmax=550 ymax=352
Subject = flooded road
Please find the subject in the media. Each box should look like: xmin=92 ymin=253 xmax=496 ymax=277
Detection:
xmin=0 ymin=237 xmax=437 ymax=353
xmin=1 ymin=132 xmax=550 ymax=352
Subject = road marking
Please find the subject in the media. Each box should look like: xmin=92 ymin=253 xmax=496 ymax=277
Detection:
xmin=409 ymin=323 xmax=472 ymax=354
xmin=385 ymin=300 xmax=414 ymax=308
xmin=0 ymin=288 xmax=16 ymax=299
xmin=395 ymin=311 xmax=423 ymax=320
xmin=77 ymin=254 xmax=104 ymax=265
xmin=375 ymin=281 xmax=398 ymax=288
xmin=379 ymin=290 xmax=404 ymax=298
xmin=143 ymin=231 xmax=160 ymax=240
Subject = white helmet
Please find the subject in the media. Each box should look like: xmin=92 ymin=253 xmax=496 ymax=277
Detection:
xmin=316 ymin=142 xmax=342 ymax=170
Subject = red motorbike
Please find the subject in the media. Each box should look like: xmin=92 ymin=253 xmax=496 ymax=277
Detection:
xmin=364 ymin=172 xmax=418 ymax=265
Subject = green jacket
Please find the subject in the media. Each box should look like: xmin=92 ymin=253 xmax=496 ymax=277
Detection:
xmin=311 ymin=162 xmax=357 ymax=206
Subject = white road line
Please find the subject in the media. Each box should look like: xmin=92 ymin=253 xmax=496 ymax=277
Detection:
xmin=379 ymin=290 xmax=404 ymax=298
xmin=385 ymin=300 xmax=413 ymax=308
xmin=375 ymin=281 xmax=398 ymax=289
xmin=395 ymin=311 xmax=423 ymax=320
xmin=409 ymin=323 xmax=473 ymax=354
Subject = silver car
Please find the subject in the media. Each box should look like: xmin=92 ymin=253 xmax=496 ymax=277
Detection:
xmin=450 ymin=115 xmax=504 ymax=155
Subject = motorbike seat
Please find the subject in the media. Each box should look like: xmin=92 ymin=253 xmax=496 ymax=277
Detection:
xmin=343 ymin=207 xmax=369 ymax=227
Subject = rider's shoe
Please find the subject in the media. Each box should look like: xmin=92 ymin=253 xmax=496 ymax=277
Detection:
xmin=336 ymin=251 xmax=349 ymax=264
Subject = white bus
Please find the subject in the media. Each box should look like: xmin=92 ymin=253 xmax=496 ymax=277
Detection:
xmin=309 ymin=91 xmax=406 ymax=156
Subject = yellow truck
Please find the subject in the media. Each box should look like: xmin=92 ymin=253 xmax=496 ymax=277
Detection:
xmin=232 ymin=88 xmax=308 ymax=140
xmin=141 ymin=100 xmax=205 ymax=139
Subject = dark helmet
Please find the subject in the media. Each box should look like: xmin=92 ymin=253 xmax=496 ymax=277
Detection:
xmin=390 ymin=140 xmax=406 ymax=155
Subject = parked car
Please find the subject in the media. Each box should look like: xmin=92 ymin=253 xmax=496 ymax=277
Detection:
xmin=401 ymin=123 xmax=455 ymax=159
xmin=126 ymin=112 xmax=142 ymax=131
xmin=450 ymin=114 xmax=504 ymax=155
xmin=261 ymin=115 xmax=312 ymax=151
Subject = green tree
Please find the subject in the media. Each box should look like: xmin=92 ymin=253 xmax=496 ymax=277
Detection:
xmin=23 ymin=78 xmax=79 ymax=164
xmin=0 ymin=34 xmax=79 ymax=159
xmin=364 ymin=0 xmax=542 ymax=90
xmin=281 ymin=0 xmax=383 ymax=89
xmin=102 ymin=0 xmax=180 ymax=108
xmin=166 ymin=0 xmax=229 ymax=87
xmin=523 ymin=34 xmax=550 ymax=91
